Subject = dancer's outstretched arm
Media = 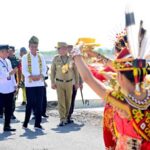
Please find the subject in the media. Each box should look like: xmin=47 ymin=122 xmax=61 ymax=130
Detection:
xmin=74 ymin=55 xmax=110 ymax=99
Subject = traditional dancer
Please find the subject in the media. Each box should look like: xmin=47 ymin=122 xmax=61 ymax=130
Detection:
xmin=71 ymin=10 xmax=150 ymax=149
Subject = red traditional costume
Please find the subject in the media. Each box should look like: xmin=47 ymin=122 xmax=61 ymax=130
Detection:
xmin=72 ymin=5 xmax=150 ymax=150
xmin=105 ymin=45 xmax=150 ymax=149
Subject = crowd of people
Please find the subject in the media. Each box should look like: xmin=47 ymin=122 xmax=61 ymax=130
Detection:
xmin=0 ymin=36 xmax=83 ymax=132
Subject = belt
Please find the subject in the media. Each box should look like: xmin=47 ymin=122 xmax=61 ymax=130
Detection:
xmin=56 ymin=78 xmax=73 ymax=83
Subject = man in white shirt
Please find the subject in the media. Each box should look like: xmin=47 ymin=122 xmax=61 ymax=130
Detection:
xmin=0 ymin=45 xmax=17 ymax=132
xmin=22 ymin=36 xmax=47 ymax=130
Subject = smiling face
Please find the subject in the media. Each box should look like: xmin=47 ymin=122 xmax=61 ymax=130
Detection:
xmin=29 ymin=43 xmax=38 ymax=55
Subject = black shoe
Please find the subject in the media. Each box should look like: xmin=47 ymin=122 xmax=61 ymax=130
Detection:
xmin=58 ymin=121 xmax=66 ymax=127
xmin=11 ymin=115 xmax=16 ymax=120
xmin=4 ymin=127 xmax=16 ymax=132
xmin=34 ymin=125 xmax=44 ymax=130
xmin=22 ymin=123 xmax=28 ymax=129
xmin=42 ymin=114 xmax=49 ymax=118
xmin=0 ymin=115 xmax=3 ymax=119
xmin=67 ymin=119 xmax=74 ymax=124
xmin=21 ymin=102 xmax=26 ymax=105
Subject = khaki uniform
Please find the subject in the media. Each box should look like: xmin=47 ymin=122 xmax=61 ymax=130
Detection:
xmin=51 ymin=55 xmax=79 ymax=122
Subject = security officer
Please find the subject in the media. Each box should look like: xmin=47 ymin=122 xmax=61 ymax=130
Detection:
xmin=8 ymin=46 xmax=20 ymax=69
xmin=0 ymin=45 xmax=17 ymax=131
xmin=51 ymin=42 xmax=79 ymax=126
xmin=8 ymin=46 xmax=20 ymax=119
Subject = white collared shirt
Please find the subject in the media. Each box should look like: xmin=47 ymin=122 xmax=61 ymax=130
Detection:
xmin=22 ymin=52 xmax=47 ymax=87
xmin=0 ymin=57 xmax=16 ymax=94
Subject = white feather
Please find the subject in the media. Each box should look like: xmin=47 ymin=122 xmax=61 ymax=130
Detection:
xmin=125 ymin=4 xmax=139 ymax=58
xmin=137 ymin=27 xmax=150 ymax=59
xmin=126 ymin=24 xmax=139 ymax=58
xmin=140 ymin=32 xmax=149 ymax=58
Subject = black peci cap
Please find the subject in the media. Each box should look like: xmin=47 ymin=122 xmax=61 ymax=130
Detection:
xmin=0 ymin=45 xmax=9 ymax=51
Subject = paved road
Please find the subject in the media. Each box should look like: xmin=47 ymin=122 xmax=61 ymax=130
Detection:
xmin=0 ymin=104 xmax=105 ymax=150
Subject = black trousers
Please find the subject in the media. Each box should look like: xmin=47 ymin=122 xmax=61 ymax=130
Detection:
xmin=68 ymin=85 xmax=77 ymax=119
xmin=12 ymin=93 xmax=16 ymax=116
xmin=0 ymin=96 xmax=3 ymax=115
xmin=33 ymin=86 xmax=47 ymax=116
xmin=24 ymin=86 xmax=44 ymax=126
xmin=0 ymin=92 xmax=14 ymax=128
xmin=12 ymin=75 xmax=17 ymax=116
xmin=42 ymin=87 xmax=47 ymax=116
xmin=0 ymin=92 xmax=15 ymax=117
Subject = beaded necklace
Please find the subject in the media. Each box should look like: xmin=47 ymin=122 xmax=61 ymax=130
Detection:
xmin=126 ymin=90 xmax=150 ymax=110
xmin=27 ymin=53 xmax=42 ymax=82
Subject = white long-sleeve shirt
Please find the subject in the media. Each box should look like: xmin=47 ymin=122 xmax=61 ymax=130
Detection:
xmin=0 ymin=57 xmax=16 ymax=94
xmin=22 ymin=52 xmax=47 ymax=87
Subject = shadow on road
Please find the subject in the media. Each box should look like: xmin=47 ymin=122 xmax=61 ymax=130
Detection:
xmin=28 ymin=118 xmax=49 ymax=125
xmin=51 ymin=122 xmax=84 ymax=133
xmin=0 ymin=118 xmax=20 ymax=125
xmin=0 ymin=132 xmax=15 ymax=141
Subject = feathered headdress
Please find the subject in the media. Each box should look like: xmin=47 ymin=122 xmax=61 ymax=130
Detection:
xmin=113 ymin=4 xmax=150 ymax=95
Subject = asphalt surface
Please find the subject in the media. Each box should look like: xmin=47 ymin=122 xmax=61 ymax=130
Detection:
xmin=0 ymin=103 xmax=105 ymax=150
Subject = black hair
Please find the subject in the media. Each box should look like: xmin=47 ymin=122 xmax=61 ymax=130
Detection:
xmin=120 ymin=70 xmax=135 ymax=83
xmin=120 ymin=68 xmax=150 ymax=83
xmin=120 ymin=39 xmax=126 ymax=47
xmin=146 ymin=63 xmax=150 ymax=74
xmin=123 ymin=35 xmax=127 ymax=43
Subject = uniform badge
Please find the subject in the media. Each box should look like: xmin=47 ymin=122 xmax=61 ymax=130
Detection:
xmin=62 ymin=64 xmax=69 ymax=74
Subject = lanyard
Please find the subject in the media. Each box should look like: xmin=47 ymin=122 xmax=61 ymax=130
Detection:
xmin=60 ymin=56 xmax=68 ymax=65
xmin=0 ymin=59 xmax=9 ymax=72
